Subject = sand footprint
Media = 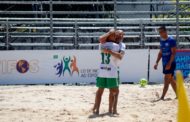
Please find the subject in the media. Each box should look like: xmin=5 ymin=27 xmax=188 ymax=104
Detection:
xmin=130 ymin=114 xmax=138 ymax=118
xmin=46 ymin=98 xmax=56 ymax=100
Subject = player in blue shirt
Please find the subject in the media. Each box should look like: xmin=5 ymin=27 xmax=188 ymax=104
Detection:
xmin=154 ymin=26 xmax=177 ymax=101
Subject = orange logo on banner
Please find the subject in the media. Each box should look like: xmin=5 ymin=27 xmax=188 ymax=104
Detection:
xmin=54 ymin=55 xmax=79 ymax=77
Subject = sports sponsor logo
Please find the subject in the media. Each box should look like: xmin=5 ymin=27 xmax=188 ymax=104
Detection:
xmin=53 ymin=55 xmax=98 ymax=78
xmin=0 ymin=59 xmax=39 ymax=74
xmin=54 ymin=55 xmax=79 ymax=77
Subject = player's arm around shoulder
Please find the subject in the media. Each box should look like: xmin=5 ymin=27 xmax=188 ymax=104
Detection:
xmin=103 ymin=43 xmax=125 ymax=60
xmin=99 ymin=29 xmax=115 ymax=44
xmin=103 ymin=49 xmax=124 ymax=60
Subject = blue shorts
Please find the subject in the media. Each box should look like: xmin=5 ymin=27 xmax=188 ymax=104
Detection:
xmin=163 ymin=62 xmax=176 ymax=76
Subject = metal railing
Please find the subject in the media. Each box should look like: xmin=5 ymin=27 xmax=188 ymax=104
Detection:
xmin=0 ymin=0 xmax=189 ymax=50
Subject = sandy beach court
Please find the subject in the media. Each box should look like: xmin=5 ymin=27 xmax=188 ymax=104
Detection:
xmin=0 ymin=84 xmax=186 ymax=122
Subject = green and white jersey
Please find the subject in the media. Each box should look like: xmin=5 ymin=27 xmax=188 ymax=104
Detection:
xmin=98 ymin=42 xmax=125 ymax=78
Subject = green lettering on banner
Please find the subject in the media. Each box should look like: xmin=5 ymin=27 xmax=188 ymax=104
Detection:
xmin=53 ymin=55 xmax=58 ymax=59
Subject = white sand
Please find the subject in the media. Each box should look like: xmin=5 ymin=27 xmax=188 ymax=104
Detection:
xmin=0 ymin=84 xmax=187 ymax=122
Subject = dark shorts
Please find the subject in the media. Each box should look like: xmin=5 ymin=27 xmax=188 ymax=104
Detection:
xmin=163 ymin=62 xmax=176 ymax=76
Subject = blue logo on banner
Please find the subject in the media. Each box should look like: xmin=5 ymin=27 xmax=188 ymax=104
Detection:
xmin=54 ymin=55 xmax=79 ymax=77
xmin=176 ymin=50 xmax=190 ymax=78
xmin=16 ymin=60 xmax=29 ymax=73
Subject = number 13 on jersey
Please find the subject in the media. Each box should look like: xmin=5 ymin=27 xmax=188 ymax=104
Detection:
xmin=101 ymin=53 xmax=111 ymax=64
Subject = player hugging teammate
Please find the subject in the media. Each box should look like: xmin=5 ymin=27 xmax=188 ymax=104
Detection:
xmin=92 ymin=29 xmax=126 ymax=115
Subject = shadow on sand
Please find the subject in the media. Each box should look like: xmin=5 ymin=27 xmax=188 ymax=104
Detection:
xmin=88 ymin=112 xmax=119 ymax=119
xmin=151 ymin=98 xmax=174 ymax=103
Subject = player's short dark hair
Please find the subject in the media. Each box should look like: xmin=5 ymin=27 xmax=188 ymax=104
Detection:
xmin=158 ymin=26 xmax=167 ymax=32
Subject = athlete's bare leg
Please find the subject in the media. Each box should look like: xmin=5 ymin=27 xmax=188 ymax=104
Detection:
xmin=93 ymin=88 xmax=104 ymax=114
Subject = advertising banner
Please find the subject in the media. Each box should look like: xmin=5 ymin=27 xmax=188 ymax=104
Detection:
xmin=0 ymin=50 xmax=99 ymax=84
xmin=0 ymin=50 xmax=148 ymax=85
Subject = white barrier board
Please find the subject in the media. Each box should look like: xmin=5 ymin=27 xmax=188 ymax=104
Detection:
xmin=0 ymin=49 xmax=164 ymax=85
xmin=149 ymin=49 xmax=164 ymax=83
